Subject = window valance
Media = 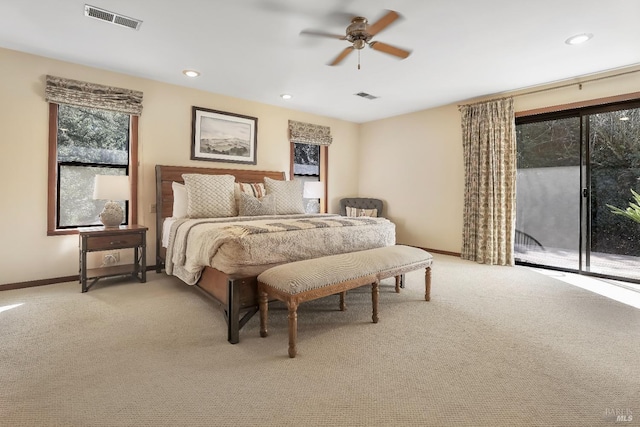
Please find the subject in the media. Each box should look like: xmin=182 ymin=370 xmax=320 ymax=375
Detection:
xmin=45 ymin=75 xmax=143 ymax=116
xmin=289 ymin=120 xmax=332 ymax=146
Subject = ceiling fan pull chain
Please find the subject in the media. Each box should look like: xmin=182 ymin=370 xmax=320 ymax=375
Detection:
xmin=358 ymin=49 xmax=361 ymax=70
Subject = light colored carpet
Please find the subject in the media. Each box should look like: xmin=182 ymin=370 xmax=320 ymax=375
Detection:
xmin=0 ymin=254 xmax=638 ymax=427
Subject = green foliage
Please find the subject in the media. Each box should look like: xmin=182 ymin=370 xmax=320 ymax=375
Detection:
xmin=293 ymin=142 xmax=320 ymax=177
xmin=607 ymin=189 xmax=640 ymax=224
xmin=517 ymin=109 xmax=640 ymax=170
xmin=58 ymin=104 xmax=129 ymax=164
xmin=516 ymin=117 xmax=580 ymax=168
xmin=294 ymin=143 xmax=319 ymax=166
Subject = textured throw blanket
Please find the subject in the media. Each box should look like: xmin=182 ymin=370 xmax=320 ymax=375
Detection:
xmin=165 ymin=214 xmax=395 ymax=285
xmin=225 ymin=216 xmax=380 ymax=236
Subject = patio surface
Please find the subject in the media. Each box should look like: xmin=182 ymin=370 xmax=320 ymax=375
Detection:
xmin=515 ymin=246 xmax=640 ymax=284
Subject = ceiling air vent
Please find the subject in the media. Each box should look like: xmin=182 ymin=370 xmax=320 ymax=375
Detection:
xmin=355 ymin=92 xmax=379 ymax=100
xmin=84 ymin=5 xmax=142 ymax=30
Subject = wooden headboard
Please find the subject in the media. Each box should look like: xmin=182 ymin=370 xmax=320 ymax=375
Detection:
xmin=154 ymin=165 xmax=286 ymax=270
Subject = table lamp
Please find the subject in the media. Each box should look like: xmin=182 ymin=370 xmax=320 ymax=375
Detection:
xmin=93 ymin=175 xmax=130 ymax=227
xmin=303 ymin=181 xmax=323 ymax=214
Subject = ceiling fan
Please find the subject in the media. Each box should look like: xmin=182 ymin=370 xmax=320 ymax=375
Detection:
xmin=300 ymin=10 xmax=411 ymax=69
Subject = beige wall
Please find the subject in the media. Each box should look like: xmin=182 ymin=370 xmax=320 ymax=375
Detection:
xmin=359 ymin=105 xmax=464 ymax=251
xmin=0 ymin=47 xmax=360 ymax=285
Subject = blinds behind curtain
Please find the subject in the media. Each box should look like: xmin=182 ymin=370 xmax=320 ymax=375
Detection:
xmin=288 ymin=120 xmax=332 ymax=145
xmin=45 ymin=75 xmax=143 ymax=116
xmin=459 ymin=98 xmax=516 ymax=266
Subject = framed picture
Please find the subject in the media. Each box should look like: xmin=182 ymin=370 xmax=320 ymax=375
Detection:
xmin=191 ymin=106 xmax=258 ymax=164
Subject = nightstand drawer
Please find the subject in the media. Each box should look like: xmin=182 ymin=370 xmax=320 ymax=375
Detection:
xmin=85 ymin=233 xmax=143 ymax=250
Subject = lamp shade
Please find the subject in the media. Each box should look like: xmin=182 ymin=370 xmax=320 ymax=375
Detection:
xmin=93 ymin=175 xmax=130 ymax=201
xmin=303 ymin=181 xmax=324 ymax=199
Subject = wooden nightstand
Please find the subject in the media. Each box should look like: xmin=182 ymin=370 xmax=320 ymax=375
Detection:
xmin=79 ymin=225 xmax=148 ymax=293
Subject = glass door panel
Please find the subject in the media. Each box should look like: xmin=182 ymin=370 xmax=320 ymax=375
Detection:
xmin=515 ymin=117 xmax=581 ymax=270
xmin=585 ymin=107 xmax=640 ymax=281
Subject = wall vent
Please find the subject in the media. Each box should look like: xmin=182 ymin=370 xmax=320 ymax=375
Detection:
xmin=84 ymin=5 xmax=142 ymax=30
xmin=355 ymin=92 xmax=379 ymax=100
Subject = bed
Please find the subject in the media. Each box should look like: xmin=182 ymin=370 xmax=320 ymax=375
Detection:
xmin=155 ymin=165 xmax=395 ymax=343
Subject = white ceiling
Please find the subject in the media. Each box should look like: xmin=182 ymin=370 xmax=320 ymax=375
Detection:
xmin=1 ymin=0 xmax=639 ymax=123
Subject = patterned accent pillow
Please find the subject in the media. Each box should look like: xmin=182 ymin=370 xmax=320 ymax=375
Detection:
xmin=237 ymin=182 xmax=266 ymax=198
xmin=264 ymin=177 xmax=305 ymax=214
xmin=182 ymin=173 xmax=236 ymax=218
xmin=238 ymin=192 xmax=276 ymax=216
xmin=346 ymin=206 xmax=378 ymax=217
xmin=172 ymin=181 xmax=188 ymax=218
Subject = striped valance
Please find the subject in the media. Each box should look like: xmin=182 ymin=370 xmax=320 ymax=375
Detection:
xmin=45 ymin=75 xmax=143 ymax=116
xmin=289 ymin=120 xmax=332 ymax=146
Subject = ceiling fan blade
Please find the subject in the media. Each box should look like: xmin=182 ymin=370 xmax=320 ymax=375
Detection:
xmin=369 ymin=41 xmax=411 ymax=59
xmin=329 ymin=47 xmax=354 ymax=66
xmin=367 ymin=10 xmax=401 ymax=36
xmin=300 ymin=29 xmax=346 ymax=40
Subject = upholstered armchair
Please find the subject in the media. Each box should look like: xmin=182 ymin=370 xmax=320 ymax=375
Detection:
xmin=339 ymin=198 xmax=384 ymax=217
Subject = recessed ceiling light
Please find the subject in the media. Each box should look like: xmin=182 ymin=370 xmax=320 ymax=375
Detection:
xmin=280 ymin=93 xmax=293 ymax=100
xmin=182 ymin=70 xmax=200 ymax=78
xmin=565 ymin=33 xmax=593 ymax=45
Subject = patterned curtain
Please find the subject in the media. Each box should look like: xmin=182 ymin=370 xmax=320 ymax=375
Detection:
xmin=289 ymin=120 xmax=332 ymax=145
xmin=459 ymin=98 xmax=516 ymax=265
xmin=45 ymin=75 xmax=143 ymax=115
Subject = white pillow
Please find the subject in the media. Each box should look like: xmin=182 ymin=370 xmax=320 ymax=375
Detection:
xmin=182 ymin=173 xmax=236 ymax=218
xmin=264 ymin=177 xmax=305 ymax=215
xmin=172 ymin=182 xmax=188 ymax=218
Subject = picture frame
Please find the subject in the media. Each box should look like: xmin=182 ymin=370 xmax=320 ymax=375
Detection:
xmin=191 ymin=106 xmax=258 ymax=164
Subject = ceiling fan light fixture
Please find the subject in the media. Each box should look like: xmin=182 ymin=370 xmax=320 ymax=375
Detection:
xmin=300 ymin=9 xmax=410 ymax=68
xmin=182 ymin=69 xmax=200 ymax=78
xmin=565 ymin=33 xmax=593 ymax=45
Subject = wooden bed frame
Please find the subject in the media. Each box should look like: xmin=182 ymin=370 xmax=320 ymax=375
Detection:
xmin=155 ymin=165 xmax=286 ymax=344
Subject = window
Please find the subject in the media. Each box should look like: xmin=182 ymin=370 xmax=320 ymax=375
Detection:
xmin=290 ymin=142 xmax=327 ymax=213
xmin=292 ymin=142 xmax=324 ymax=213
xmin=48 ymin=103 xmax=139 ymax=235
xmin=293 ymin=142 xmax=320 ymax=177
xmin=288 ymin=120 xmax=331 ymax=213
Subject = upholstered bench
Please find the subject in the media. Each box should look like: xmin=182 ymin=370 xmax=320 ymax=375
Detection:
xmin=257 ymin=245 xmax=433 ymax=357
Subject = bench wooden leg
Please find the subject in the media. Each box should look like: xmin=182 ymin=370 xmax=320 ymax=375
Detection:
xmin=425 ymin=267 xmax=431 ymax=301
xmin=259 ymin=288 xmax=269 ymax=338
xmin=339 ymin=291 xmax=346 ymax=311
xmin=287 ymin=300 xmax=299 ymax=358
xmin=372 ymin=280 xmax=379 ymax=323
xmin=394 ymin=275 xmax=401 ymax=293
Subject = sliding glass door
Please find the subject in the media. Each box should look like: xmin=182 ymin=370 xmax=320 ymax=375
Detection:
xmin=515 ymin=100 xmax=640 ymax=283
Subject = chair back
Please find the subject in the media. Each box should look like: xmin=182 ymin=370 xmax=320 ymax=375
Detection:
xmin=339 ymin=198 xmax=384 ymax=217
